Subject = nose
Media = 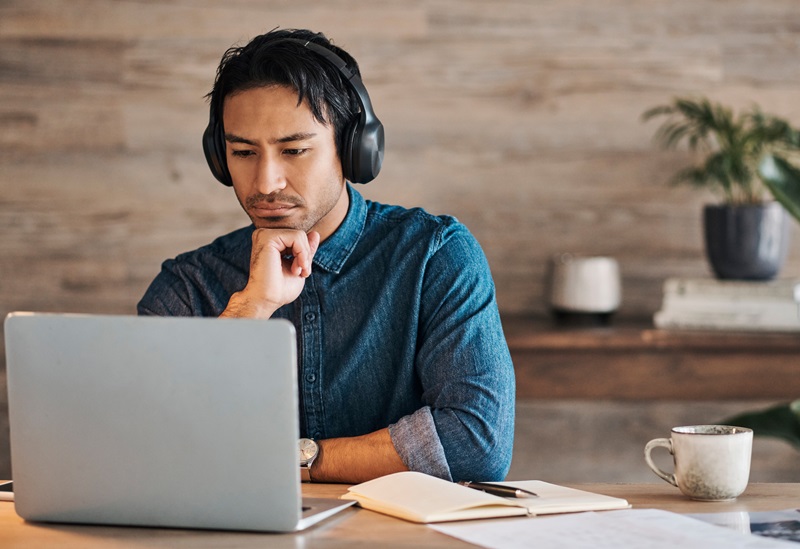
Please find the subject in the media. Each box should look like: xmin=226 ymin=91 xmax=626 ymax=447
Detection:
xmin=253 ymin=153 xmax=287 ymax=195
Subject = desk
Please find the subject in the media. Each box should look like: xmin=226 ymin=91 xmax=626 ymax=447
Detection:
xmin=0 ymin=483 xmax=798 ymax=548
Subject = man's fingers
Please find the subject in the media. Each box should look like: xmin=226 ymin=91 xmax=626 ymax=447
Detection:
xmin=291 ymin=250 xmax=308 ymax=277
xmin=308 ymin=230 xmax=321 ymax=255
xmin=292 ymin=231 xmax=320 ymax=277
xmin=250 ymin=228 xmax=320 ymax=279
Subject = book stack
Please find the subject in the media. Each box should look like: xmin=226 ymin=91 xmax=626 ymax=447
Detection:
xmin=654 ymin=277 xmax=800 ymax=332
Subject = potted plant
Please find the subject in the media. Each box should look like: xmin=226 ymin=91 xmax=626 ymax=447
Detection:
xmin=642 ymin=97 xmax=800 ymax=279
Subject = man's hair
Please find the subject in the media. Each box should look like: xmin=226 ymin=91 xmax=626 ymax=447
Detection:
xmin=207 ymin=28 xmax=362 ymax=158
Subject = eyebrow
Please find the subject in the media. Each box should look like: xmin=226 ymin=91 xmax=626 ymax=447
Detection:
xmin=224 ymin=132 xmax=318 ymax=146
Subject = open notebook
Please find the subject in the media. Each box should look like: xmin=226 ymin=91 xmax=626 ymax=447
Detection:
xmin=341 ymin=472 xmax=630 ymax=523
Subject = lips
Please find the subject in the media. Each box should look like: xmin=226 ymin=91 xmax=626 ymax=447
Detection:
xmin=250 ymin=202 xmax=296 ymax=216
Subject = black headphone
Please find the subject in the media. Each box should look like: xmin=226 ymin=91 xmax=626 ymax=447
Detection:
xmin=202 ymin=38 xmax=384 ymax=186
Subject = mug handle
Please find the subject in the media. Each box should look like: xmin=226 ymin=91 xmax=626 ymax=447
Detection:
xmin=644 ymin=438 xmax=677 ymax=487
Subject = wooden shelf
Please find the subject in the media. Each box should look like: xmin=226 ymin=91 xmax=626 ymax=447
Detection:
xmin=502 ymin=315 xmax=800 ymax=401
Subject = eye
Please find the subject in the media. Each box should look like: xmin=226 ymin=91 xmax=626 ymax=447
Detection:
xmin=283 ymin=148 xmax=309 ymax=157
xmin=231 ymin=149 xmax=255 ymax=158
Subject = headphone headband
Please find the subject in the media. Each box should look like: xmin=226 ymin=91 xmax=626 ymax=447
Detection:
xmin=202 ymin=37 xmax=384 ymax=186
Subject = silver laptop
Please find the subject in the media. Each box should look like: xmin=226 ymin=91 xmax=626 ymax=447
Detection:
xmin=4 ymin=312 xmax=354 ymax=532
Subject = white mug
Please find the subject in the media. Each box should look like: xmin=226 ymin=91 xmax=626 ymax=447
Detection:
xmin=548 ymin=254 xmax=621 ymax=313
xmin=644 ymin=425 xmax=752 ymax=501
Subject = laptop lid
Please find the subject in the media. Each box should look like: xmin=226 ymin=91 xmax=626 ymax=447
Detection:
xmin=4 ymin=312 xmax=353 ymax=532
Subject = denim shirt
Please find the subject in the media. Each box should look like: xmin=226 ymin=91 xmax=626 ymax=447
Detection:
xmin=138 ymin=185 xmax=515 ymax=482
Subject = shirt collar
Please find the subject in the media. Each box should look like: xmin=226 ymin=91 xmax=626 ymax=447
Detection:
xmin=312 ymin=184 xmax=366 ymax=274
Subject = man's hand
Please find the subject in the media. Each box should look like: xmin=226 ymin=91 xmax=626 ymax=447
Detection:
xmin=220 ymin=228 xmax=321 ymax=318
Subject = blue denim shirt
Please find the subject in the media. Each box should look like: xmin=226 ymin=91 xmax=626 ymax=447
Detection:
xmin=138 ymin=185 xmax=515 ymax=482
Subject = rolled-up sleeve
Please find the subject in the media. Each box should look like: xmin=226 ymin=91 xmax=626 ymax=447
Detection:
xmin=389 ymin=406 xmax=452 ymax=480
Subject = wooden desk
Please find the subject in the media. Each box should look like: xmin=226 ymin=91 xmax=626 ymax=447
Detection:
xmin=0 ymin=483 xmax=798 ymax=548
xmin=503 ymin=315 xmax=800 ymax=400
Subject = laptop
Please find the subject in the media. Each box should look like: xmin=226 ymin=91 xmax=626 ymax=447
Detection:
xmin=4 ymin=312 xmax=355 ymax=532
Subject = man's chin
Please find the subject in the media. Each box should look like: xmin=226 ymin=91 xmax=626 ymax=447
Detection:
xmin=251 ymin=216 xmax=308 ymax=232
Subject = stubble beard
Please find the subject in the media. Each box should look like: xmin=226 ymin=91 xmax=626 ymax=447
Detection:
xmin=239 ymin=178 xmax=345 ymax=234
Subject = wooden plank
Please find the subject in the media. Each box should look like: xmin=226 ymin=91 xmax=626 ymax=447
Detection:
xmin=503 ymin=316 xmax=800 ymax=352
xmin=505 ymin=317 xmax=800 ymax=400
xmin=0 ymin=1 xmax=428 ymax=40
xmin=513 ymin=350 xmax=800 ymax=400
xmin=0 ymin=38 xmax=126 ymax=85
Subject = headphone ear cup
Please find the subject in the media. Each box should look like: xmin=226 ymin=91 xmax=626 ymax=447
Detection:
xmin=360 ymin=119 xmax=385 ymax=183
xmin=340 ymin=120 xmax=358 ymax=183
xmin=345 ymin=117 xmax=384 ymax=184
xmin=202 ymin=117 xmax=233 ymax=187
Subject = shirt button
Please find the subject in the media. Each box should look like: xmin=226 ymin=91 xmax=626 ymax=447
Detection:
xmin=305 ymin=373 xmax=316 ymax=383
xmin=305 ymin=312 xmax=316 ymax=322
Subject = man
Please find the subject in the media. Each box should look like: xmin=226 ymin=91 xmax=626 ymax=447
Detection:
xmin=138 ymin=28 xmax=515 ymax=484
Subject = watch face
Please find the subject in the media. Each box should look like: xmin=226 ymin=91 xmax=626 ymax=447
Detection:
xmin=298 ymin=438 xmax=318 ymax=462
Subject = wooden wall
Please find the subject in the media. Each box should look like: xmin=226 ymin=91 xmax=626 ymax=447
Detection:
xmin=2 ymin=1 xmax=800 ymax=479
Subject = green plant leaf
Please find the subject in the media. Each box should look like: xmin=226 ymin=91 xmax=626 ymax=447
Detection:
xmin=641 ymin=105 xmax=676 ymax=121
xmin=720 ymin=400 xmax=800 ymax=450
xmin=758 ymin=155 xmax=800 ymax=223
xmin=643 ymin=97 xmax=800 ymax=205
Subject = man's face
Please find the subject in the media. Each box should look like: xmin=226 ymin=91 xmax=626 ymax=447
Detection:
xmin=222 ymin=85 xmax=348 ymax=239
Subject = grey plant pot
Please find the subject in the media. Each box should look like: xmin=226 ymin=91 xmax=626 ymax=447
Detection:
xmin=703 ymin=202 xmax=790 ymax=280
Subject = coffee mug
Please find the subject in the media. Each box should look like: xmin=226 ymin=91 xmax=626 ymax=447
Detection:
xmin=644 ymin=425 xmax=753 ymax=501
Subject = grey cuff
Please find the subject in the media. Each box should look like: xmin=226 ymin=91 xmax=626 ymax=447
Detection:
xmin=388 ymin=406 xmax=452 ymax=481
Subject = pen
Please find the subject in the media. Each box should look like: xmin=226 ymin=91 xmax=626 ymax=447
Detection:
xmin=458 ymin=481 xmax=539 ymax=498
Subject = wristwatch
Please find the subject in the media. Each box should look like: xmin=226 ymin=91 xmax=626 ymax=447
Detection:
xmin=298 ymin=438 xmax=319 ymax=482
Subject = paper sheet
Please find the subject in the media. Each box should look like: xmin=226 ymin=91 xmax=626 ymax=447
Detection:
xmin=431 ymin=509 xmax=793 ymax=548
